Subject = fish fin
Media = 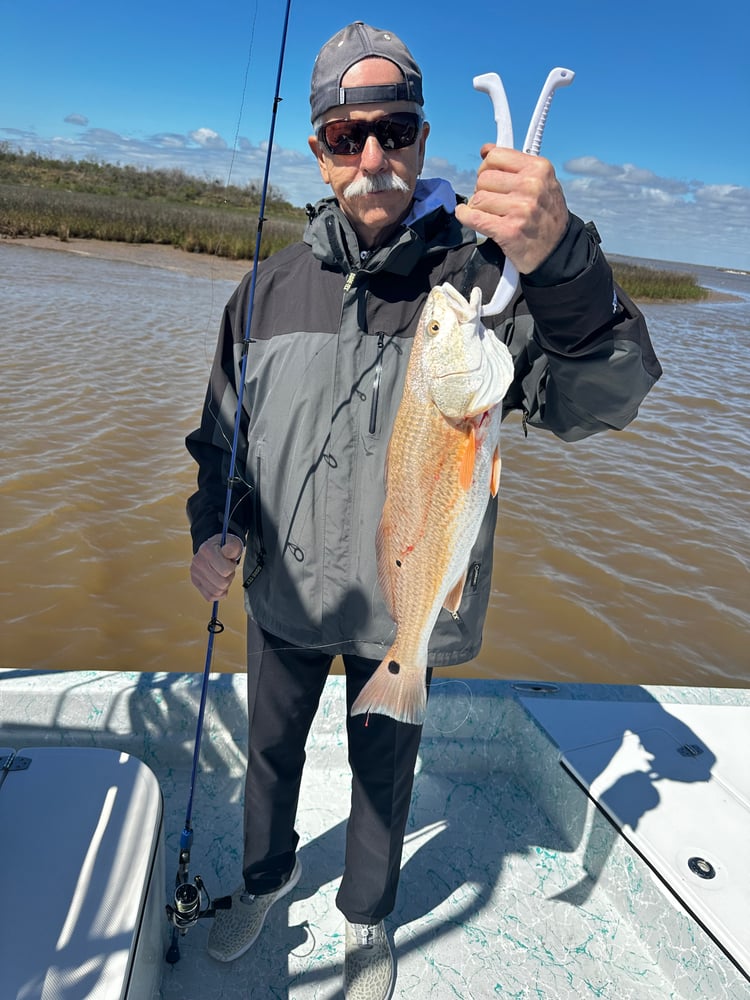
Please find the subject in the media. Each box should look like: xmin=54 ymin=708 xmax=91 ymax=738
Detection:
xmin=351 ymin=653 xmax=427 ymax=726
xmin=443 ymin=568 xmax=468 ymax=614
xmin=375 ymin=518 xmax=396 ymax=616
xmin=460 ymin=425 xmax=476 ymax=491
xmin=490 ymin=446 xmax=502 ymax=497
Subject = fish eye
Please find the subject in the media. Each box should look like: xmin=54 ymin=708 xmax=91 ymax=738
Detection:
xmin=428 ymin=320 xmax=440 ymax=336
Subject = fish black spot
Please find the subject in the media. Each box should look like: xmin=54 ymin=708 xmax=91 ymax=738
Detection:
xmin=388 ymin=660 xmax=400 ymax=675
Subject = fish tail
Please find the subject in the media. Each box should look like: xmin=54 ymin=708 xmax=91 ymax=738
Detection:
xmin=351 ymin=652 xmax=428 ymax=726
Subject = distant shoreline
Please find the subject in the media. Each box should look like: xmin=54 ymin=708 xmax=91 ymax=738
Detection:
xmin=2 ymin=234 xmax=740 ymax=303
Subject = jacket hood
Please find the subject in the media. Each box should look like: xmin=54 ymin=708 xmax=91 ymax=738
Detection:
xmin=304 ymin=177 xmax=475 ymax=277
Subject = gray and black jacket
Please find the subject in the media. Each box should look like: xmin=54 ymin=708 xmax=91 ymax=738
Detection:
xmin=186 ymin=190 xmax=661 ymax=666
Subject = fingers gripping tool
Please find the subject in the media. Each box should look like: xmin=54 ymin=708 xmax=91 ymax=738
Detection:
xmin=471 ymin=67 xmax=574 ymax=316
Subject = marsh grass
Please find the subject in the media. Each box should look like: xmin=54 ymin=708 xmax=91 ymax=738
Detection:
xmin=611 ymin=262 xmax=709 ymax=301
xmin=1 ymin=183 xmax=303 ymax=259
xmin=1 ymin=146 xmax=712 ymax=297
xmin=0 ymin=146 xmax=305 ymax=260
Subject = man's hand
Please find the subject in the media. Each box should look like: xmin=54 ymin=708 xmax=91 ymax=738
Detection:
xmin=455 ymin=145 xmax=569 ymax=274
xmin=190 ymin=533 xmax=244 ymax=601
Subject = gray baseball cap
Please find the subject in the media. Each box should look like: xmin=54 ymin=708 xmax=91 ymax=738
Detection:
xmin=310 ymin=21 xmax=423 ymax=124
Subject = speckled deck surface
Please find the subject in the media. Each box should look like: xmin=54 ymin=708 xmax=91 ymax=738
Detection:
xmin=1 ymin=669 xmax=748 ymax=999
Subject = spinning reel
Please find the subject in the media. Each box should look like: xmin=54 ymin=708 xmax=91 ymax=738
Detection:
xmin=165 ymin=836 xmax=230 ymax=963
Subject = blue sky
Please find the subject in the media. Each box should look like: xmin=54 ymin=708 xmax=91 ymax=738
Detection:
xmin=2 ymin=0 xmax=749 ymax=269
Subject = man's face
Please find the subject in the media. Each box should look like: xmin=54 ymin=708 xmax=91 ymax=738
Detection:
xmin=308 ymin=57 xmax=429 ymax=249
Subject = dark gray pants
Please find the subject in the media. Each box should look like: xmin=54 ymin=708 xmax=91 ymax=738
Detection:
xmin=242 ymin=619 xmax=428 ymax=924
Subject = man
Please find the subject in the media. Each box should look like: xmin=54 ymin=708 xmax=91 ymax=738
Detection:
xmin=186 ymin=21 xmax=660 ymax=1000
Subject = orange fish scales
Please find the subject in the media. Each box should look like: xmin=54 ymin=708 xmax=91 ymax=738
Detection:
xmin=352 ymin=282 xmax=514 ymax=726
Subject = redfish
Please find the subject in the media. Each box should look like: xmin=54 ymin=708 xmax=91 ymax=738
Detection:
xmin=352 ymin=283 xmax=514 ymax=726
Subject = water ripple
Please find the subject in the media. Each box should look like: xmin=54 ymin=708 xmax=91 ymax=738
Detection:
xmin=2 ymin=243 xmax=748 ymax=686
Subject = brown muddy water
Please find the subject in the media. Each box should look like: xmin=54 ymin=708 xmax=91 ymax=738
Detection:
xmin=1 ymin=240 xmax=748 ymax=687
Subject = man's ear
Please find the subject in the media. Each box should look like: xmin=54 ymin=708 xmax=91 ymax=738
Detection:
xmin=417 ymin=121 xmax=430 ymax=174
xmin=308 ymin=135 xmax=331 ymax=185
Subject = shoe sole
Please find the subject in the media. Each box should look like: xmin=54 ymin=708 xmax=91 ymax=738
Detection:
xmin=208 ymin=858 xmax=302 ymax=962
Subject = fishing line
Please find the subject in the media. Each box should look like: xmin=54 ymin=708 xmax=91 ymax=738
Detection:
xmin=225 ymin=1 xmax=260 ymax=189
xmin=427 ymin=678 xmax=474 ymax=733
xmin=203 ymin=0 xmax=258 ymax=360
xmin=166 ymin=0 xmax=293 ymax=964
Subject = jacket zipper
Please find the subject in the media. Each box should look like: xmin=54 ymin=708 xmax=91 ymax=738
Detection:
xmin=447 ymin=563 xmax=482 ymax=632
xmin=369 ymin=332 xmax=385 ymax=434
xmin=243 ymin=453 xmax=266 ymax=588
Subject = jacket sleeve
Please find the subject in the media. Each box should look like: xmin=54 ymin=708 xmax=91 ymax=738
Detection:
xmin=496 ymin=214 xmax=662 ymax=442
xmin=185 ymin=281 xmax=252 ymax=553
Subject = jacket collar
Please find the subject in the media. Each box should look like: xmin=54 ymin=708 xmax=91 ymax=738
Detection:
xmin=304 ymin=178 xmax=474 ymax=277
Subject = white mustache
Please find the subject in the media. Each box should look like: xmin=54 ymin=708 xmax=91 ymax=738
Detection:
xmin=343 ymin=173 xmax=410 ymax=199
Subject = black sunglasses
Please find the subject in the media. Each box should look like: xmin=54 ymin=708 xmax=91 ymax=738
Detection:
xmin=316 ymin=113 xmax=422 ymax=156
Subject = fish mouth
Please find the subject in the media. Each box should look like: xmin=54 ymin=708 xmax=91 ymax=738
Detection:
xmin=430 ymin=370 xmax=482 ymax=418
xmin=433 ymin=360 xmax=483 ymax=381
xmin=433 ymin=362 xmax=509 ymax=418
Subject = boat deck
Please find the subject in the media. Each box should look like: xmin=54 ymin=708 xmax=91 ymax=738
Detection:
xmin=1 ymin=669 xmax=748 ymax=999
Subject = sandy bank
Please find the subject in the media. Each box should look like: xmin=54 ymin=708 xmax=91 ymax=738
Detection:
xmin=2 ymin=235 xmax=252 ymax=283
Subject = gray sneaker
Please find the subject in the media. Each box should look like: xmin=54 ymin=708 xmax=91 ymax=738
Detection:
xmin=207 ymin=858 xmax=301 ymax=962
xmin=344 ymin=920 xmax=395 ymax=1000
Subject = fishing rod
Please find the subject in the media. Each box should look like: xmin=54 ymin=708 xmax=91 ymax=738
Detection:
xmin=165 ymin=0 xmax=293 ymax=964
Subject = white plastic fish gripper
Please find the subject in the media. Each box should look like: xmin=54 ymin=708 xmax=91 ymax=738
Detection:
xmin=472 ymin=67 xmax=575 ymax=317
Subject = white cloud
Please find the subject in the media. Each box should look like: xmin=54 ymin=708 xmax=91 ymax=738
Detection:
xmin=566 ymin=156 xmax=689 ymax=195
xmin=188 ymin=127 xmax=227 ymax=149
xmin=422 ymin=156 xmax=476 ymax=199
xmin=566 ymin=156 xmax=621 ymax=179
xmin=64 ymin=113 xmax=88 ymax=126
xmin=558 ymin=156 xmax=750 ymax=269
xmin=694 ymin=183 xmax=747 ymax=205
xmin=151 ymin=132 xmax=190 ymax=148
